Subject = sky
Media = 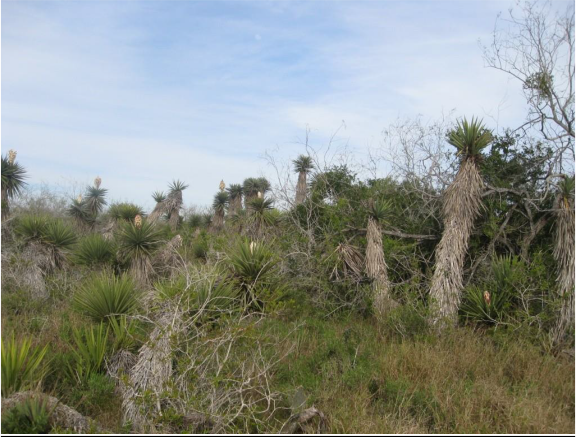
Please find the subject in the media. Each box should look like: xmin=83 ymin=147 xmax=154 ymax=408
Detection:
xmin=1 ymin=0 xmax=567 ymax=209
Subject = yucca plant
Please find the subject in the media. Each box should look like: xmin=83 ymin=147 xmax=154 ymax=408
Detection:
xmin=228 ymin=239 xmax=278 ymax=308
xmin=293 ymin=155 xmax=314 ymax=205
xmin=1 ymin=150 xmax=27 ymax=219
xmin=15 ymin=216 xmax=77 ymax=269
xmin=67 ymin=323 xmax=109 ymax=385
xmin=14 ymin=214 xmax=48 ymax=242
xmin=109 ymin=315 xmax=139 ymax=352
xmin=67 ymin=197 xmax=95 ymax=228
xmin=152 ymin=191 xmax=166 ymax=204
xmin=1 ymin=395 xmax=53 ymax=434
xmin=365 ymin=199 xmax=397 ymax=317
xmin=117 ymin=219 xmax=164 ymax=284
xmin=84 ymin=185 xmax=108 ymax=216
xmin=429 ymin=117 xmax=492 ymax=329
xmin=187 ymin=213 xmax=203 ymax=229
xmin=1 ymin=334 xmax=49 ymax=396
xmin=74 ymin=273 xmax=139 ymax=323
xmin=226 ymin=184 xmax=244 ymax=215
xmin=247 ymin=197 xmax=274 ymax=237
xmin=193 ymin=277 xmax=239 ymax=313
xmin=551 ymin=176 xmax=575 ymax=347
xmin=243 ymin=178 xmax=259 ymax=204
xmin=165 ymin=180 xmax=188 ymax=231
xmin=255 ymin=177 xmax=271 ymax=195
xmin=74 ymin=234 xmax=115 ymax=267
xmin=212 ymin=191 xmax=229 ymax=230
xmin=108 ymin=202 xmax=145 ymax=222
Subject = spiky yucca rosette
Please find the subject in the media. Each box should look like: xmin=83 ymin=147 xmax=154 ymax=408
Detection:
xmin=293 ymin=155 xmax=314 ymax=205
xmin=429 ymin=118 xmax=491 ymax=329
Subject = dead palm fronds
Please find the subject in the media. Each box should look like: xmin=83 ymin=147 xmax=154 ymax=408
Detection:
xmin=550 ymin=176 xmax=575 ymax=348
xmin=329 ymin=243 xmax=364 ymax=281
xmin=429 ymin=118 xmax=491 ymax=329
xmin=293 ymin=155 xmax=314 ymax=206
xmin=119 ymin=304 xmax=185 ymax=433
xmin=365 ymin=207 xmax=397 ymax=317
xmin=226 ymin=184 xmax=243 ymax=215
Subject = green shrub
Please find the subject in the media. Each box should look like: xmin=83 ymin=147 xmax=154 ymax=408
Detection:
xmin=461 ymin=255 xmax=520 ymax=324
xmin=109 ymin=315 xmax=140 ymax=352
xmin=108 ymin=202 xmax=144 ymax=222
xmin=73 ymin=273 xmax=140 ymax=323
xmin=74 ymin=234 xmax=115 ymax=267
xmin=1 ymin=334 xmax=49 ymax=396
xmin=191 ymin=234 xmax=209 ymax=260
xmin=14 ymin=215 xmax=48 ymax=242
xmin=1 ymin=395 xmax=52 ymax=434
xmin=67 ymin=323 xmax=109 ymax=385
xmin=14 ymin=215 xmax=77 ymax=250
xmin=68 ymin=373 xmax=116 ymax=416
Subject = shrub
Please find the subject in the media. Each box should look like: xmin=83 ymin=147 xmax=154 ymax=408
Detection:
xmin=460 ymin=255 xmax=520 ymax=324
xmin=108 ymin=202 xmax=145 ymax=222
xmin=14 ymin=215 xmax=48 ymax=242
xmin=1 ymin=395 xmax=52 ymax=434
xmin=67 ymin=323 xmax=109 ymax=385
xmin=1 ymin=334 xmax=49 ymax=396
xmin=74 ymin=234 xmax=115 ymax=267
xmin=73 ymin=273 xmax=139 ymax=323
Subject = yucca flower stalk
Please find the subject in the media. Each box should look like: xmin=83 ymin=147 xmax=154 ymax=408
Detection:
xmin=1 ymin=150 xmax=27 ymax=219
xmin=293 ymin=155 xmax=314 ymax=205
xmin=94 ymin=176 xmax=102 ymax=189
xmin=226 ymin=184 xmax=244 ymax=215
xmin=219 ymin=179 xmax=226 ymax=192
xmin=365 ymin=199 xmax=397 ymax=317
xmin=429 ymin=117 xmax=492 ymax=329
xmin=550 ymin=176 xmax=575 ymax=348
xmin=134 ymin=214 xmax=142 ymax=229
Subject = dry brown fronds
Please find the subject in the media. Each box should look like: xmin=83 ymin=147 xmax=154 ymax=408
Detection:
xmin=295 ymin=171 xmax=308 ymax=205
xmin=429 ymin=158 xmax=484 ymax=328
xmin=550 ymin=194 xmax=575 ymax=348
xmin=366 ymin=217 xmax=397 ymax=316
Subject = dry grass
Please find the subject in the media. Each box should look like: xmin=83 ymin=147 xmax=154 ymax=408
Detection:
xmin=272 ymin=316 xmax=575 ymax=434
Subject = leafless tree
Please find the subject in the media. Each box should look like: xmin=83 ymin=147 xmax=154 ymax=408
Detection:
xmin=483 ymin=0 xmax=575 ymax=172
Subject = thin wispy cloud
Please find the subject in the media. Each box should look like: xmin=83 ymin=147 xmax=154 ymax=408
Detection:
xmin=2 ymin=0 xmax=556 ymax=208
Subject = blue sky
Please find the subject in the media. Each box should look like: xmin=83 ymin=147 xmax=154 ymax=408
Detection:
xmin=1 ymin=0 xmax=562 ymax=209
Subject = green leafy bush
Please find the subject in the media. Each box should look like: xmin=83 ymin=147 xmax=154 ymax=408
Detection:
xmin=1 ymin=334 xmax=49 ymax=396
xmin=1 ymin=395 xmax=52 ymax=434
xmin=74 ymin=234 xmax=115 ymax=267
xmin=108 ymin=202 xmax=144 ymax=222
xmin=73 ymin=273 xmax=140 ymax=323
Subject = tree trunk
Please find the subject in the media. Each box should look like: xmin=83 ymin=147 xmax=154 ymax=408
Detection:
xmin=211 ymin=210 xmax=224 ymax=231
xmin=550 ymin=195 xmax=575 ymax=348
xmin=429 ymin=159 xmax=484 ymax=328
xmin=1 ymin=187 xmax=9 ymax=220
xmin=366 ymin=216 xmax=396 ymax=317
xmin=295 ymin=171 xmax=307 ymax=205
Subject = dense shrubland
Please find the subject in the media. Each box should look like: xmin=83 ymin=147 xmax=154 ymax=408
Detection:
xmin=1 ymin=1 xmax=574 ymax=433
